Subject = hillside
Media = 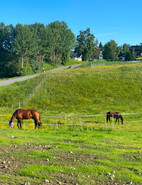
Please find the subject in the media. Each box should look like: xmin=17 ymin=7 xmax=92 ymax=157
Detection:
xmin=29 ymin=62 xmax=142 ymax=114
xmin=0 ymin=62 xmax=142 ymax=125
xmin=0 ymin=62 xmax=142 ymax=184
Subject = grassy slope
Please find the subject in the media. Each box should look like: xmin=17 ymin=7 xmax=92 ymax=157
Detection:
xmin=0 ymin=62 xmax=142 ymax=124
xmin=0 ymin=62 xmax=142 ymax=184
xmin=29 ymin=62 xmax=142 ymax=114
xmin=27 ymin=62 xmax=142 ymax=127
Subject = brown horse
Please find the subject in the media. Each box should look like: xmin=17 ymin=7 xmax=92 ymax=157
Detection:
xmin=106 ymin=111 xmax=124 ymax=124
xmin=9 ymin=109 xmax=42 ymax=129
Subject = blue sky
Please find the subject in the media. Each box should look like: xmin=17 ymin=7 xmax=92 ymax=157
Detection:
xmin=1 ymin=0 xmax=142 ymax=46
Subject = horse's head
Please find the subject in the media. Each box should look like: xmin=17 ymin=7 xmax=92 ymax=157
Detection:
xmin=9 ymin=121 xmax=14 ymax=128
xmin=121 ymin=116 xmax=124 ymax=124
xmin=38 ymin=122 xmax=42 ymax=129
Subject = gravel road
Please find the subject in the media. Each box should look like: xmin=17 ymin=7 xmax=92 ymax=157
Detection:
xmin=0 ymin=64 xmax=80 ymax=86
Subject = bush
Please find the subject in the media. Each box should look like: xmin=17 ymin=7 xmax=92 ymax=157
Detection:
xmin=23 ymin=62 xmax=33 ymax=75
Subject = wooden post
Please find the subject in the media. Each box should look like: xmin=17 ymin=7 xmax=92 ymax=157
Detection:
xmin=105 ymin=117 xmax=107 ymax=128
xmin=56 ymin=120 xmax=58 ymax=129
xmin=65 ymin=115 xmax=67 ymax=129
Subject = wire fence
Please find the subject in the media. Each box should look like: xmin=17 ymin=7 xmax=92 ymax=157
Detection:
xmin=0 ymin=62 xmax=142 ymax=130
xmin=0 ymin=112 xmax=142 ymax=130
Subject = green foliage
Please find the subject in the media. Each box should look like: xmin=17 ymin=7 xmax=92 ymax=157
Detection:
xmin=75 ymin=28 xmax=96 ymax=61
xmin=99 ymin=42 xmax=103 ymax=50
xmin=4 ymin=59 xmax=22 ymax=77
xmin=122 ymin=43 xmax=130 ymax=54
xmin=45 ymin=21 xmax=75 ymax=65
xmin=125 ymin=51 xmax=136 ymax=61
xmin=103 ymin=40 xmax=120 ymax=61
xmin=0 ymin=21 xmax=75 ymax=77
xmin=22 ymin=62 xmax=33 ymax=76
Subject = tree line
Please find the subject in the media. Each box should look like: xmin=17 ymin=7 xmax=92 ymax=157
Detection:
xmin=0 ymin=21 xmax=136 ymax=78
xmin=75 ymin=29 xmax=136 ymax=62
xmin=0 ymin=21 xmax=75 ymax=77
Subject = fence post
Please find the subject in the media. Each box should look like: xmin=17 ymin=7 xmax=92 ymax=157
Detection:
xmin=105 ymin=117 xmax=107 ymax=128
xmin=65 ymin=115 xmax=67 ymax=129
xmin=80 ymin=118 xmax=83 ymax=130
xmin=56 ymin=120 xmax=58 ymax=129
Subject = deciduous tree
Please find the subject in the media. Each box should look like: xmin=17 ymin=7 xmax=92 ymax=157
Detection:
xmin=103 ymin=40 xmax=120 ymax=61
xmin=75 ymin=28 xmax=96 ymax=61
xmin=45 ymin=21 xmax=75 ymax=65
xmin=13 ymin=24 xmax=39 ymax=70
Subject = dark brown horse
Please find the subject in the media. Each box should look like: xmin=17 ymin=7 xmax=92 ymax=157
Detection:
xmin=106 ymin=111 xmax=124 ymax=124
xmin=9 ymin=109 xmax=42 ymax=129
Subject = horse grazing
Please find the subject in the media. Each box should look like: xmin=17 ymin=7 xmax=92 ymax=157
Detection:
xmin=9 ymin=109 xmax=42 ymax=129
xmin=106 ymin=111 xmax=124 ymax=124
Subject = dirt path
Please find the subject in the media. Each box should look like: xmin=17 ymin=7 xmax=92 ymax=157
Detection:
xmin=0 ymin=64 xmax=80 ymax=86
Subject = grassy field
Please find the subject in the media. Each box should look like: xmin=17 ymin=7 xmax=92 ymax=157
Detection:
xmin=1 ymin=62 xmax=142 ymax=126
xmin=0 ymin=61 xmax=142 ymax=184
xmin=30 ymin=62 xmax=142 ymax=115
xmin=0 ymin=128 xmax=142 ymax=185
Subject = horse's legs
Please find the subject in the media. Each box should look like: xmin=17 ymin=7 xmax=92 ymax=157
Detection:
xmin=34 ymin=120 xmax=38 ymax=129
xmin=20 ymin=122 xmax=22 ymax=128
xmin=35 ymin=117 xmax=42 ymax=129
xmin=109 ymin=116 xmax=111 ymax=122
xmin=107 ymin=115 xmax=110 ymax=123
xmin=17 ymin=119 xmax=22 ymax=129
xmin=19 ymin=119 xmax=22 ymax=129
xmin=17 ymin=122 xmax=20 ymax=128
xmin=38 ymin=121 xmax=42 ymax=129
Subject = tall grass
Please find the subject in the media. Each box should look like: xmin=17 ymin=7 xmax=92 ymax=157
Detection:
xmin=0 ymin=62 xmax=142 ymax=127
xmin=0 ymin=74 xmax=45 ymax=109
xmin=29 ymin=62 xmax=142 ymax=115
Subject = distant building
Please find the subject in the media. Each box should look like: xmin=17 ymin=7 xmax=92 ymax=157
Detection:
xmin=91 ymin=50 xmax=103 ymax=60
xmin=119 ymin=54 xmax=126 ymax=61
xmin=129 ymin=45 xmax=142 ymax=56
xmin=70 ymin=51 xmax=82 ymax=61
xmin=99 ymin=51 xmax=103 ymax=60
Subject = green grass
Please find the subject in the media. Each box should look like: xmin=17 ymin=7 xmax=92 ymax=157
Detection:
xmin=0 ymin=128 xmax=142 ymax=184
xmin=0 ymin=62 xmax=142 ymax=127
xmin=28 ymin=62 xmax=142 ymax=114
xmin=26 ymin=62 xmax=142 ymax=127
xmin=0 ymin=74 xmax=45 ymax=108
xmin=0 ymin=61 xmax=142 ymax=184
